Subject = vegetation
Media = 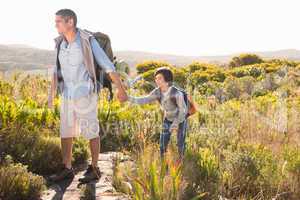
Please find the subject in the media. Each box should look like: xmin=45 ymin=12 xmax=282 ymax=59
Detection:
xmin=1 ymin=54 xmax=300 ymax=199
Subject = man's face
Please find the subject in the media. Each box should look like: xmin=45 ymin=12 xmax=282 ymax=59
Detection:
xmin=55 ymin=15 xmax=74 ymax=34
xmin=155 ymin=73 xmax=168 ymax=88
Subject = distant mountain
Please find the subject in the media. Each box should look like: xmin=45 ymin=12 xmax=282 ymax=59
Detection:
xmin=115 ymin=49 xmax=300 ymax=68
xmin=0 ymin=45 xmax=54 ymax=72
xmin=0 ymin=44 xmax=299 ymax=74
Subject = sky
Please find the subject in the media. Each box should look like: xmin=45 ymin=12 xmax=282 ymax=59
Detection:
xmin=0 ymin=0 xmax=299 ymax=56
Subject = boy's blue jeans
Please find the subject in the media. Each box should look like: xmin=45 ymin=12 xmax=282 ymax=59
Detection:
xmin=160 ymin=118 xmax=188 ymax=158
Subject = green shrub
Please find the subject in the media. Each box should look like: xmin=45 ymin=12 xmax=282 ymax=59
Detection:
xmin=19 ymin=75 xmax=48 ymax=106
xmin=222 ymin=144 xmax=280 ymax=199
xmin=0 ymin=156 xmax=46 ymax=200
xmin=183 ymin=147 xmax=220 ymax=199
xmin=73 ymin=136 xmax=90 ymax=165
xmin=0 ymin=126 xmax=89 ymax=175
xmin=186 ymin=62 xmax=219 ymax=73
xmin=229 ymin=54 xmax=264 ymax=68
xmin=136 ymin=61 xmax=171 ymax=74
xmin=0 ymin=80 xmax=13 ymax=96
xmin=0 ymin=96 xmax=58 ymax=130
xmin=229 ymin=65 xmax=264 ymax=78
xmin=117 ymin=145 xmax=186 ymax=200
xmin=224 ymin=77 xmax=242 ymax=99
xmin=282 ymin=146 xmax=300 ymax=196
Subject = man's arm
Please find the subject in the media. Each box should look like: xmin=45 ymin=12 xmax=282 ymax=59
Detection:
xmin=90 ymin=37 xmax=127 ymax=102
xmin=170 ymin=91 xmax=187 ymax=130
xmin=48 ymin=66 xmax=57 ymax=109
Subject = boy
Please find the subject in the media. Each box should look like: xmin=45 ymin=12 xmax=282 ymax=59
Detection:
xmin=128 ymin=67 xmax=188 ymax=158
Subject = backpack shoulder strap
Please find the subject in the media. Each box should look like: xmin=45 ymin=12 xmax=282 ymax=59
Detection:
xmin=153 ymin=87 xmax=162 ymax=103
xmin=170 ymin=86 xmax=179 ymax=106
xmin=170 ymin=86 xmax=188 ymax=106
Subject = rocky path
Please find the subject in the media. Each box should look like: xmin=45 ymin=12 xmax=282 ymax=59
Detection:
xmin=41 ymin=152 xmax=130 ymax=200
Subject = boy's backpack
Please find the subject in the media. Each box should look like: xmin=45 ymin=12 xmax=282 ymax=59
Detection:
xmin=157 ymin=86 xmax=197 ymax=118
xmin=84 ymin=30 xmax=114 ymax=101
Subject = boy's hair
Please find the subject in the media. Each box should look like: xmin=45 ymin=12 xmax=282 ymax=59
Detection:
xmin=154 ymin=67 xmax=173 ymax=82
xmin=56 ymin=9 xmax=77 ymax=27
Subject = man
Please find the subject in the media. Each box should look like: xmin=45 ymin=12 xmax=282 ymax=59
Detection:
xmin=48 ymin=9 xmax=128 ymax=182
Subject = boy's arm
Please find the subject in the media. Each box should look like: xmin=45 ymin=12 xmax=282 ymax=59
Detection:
xmin=170 ymin=91 xmax=187 ymax=130
xmin=128 ymin=89 xmax=158 ymax=105
xmin=90 ymin=37 xmax=127 ymax=102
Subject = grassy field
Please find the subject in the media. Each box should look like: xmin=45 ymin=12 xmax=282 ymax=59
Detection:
xmin=1 ymin=54 xmax=300 ymax=199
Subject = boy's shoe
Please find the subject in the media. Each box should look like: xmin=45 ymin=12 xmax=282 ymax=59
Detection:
xmin=48 ymin=165 xmax=75 ymax=182
xmin=79 ymin=165 xmax=102 ymax=183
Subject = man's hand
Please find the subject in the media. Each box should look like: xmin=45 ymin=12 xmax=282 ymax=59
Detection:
xmin=116 ymin=88 xmax=128 ymax=102
xmin=109 ymin=72 xmax=128 ymax=102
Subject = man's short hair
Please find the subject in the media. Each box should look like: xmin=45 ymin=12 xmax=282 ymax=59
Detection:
xmin=154 ymin=67 xmax=173 ymax=82
xmin=56 ymin=9 xmax=77 ymax=27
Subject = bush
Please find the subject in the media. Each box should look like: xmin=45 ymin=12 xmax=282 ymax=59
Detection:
xmin=186 ymin=62 xmax=219 ymax=73
xmin=283 ymin=146 xmax=300 ymax=197
xmin=19 ymin=75 xmax=48 ymax=106
xmin=188 ymin=62 xmax=227 ymax=89
xmin=0 ymin=126 xmax=90 ymax=175
xmin=0 ymin=156 xmax=46 ymax=200
xmin=183 ymin=147 xmax=220 ymax=199
xmin=0 ymin=96 xmax=58 ymax=130
xmin=229 ymin=54 xmax=264 ymax=68
xmin=115 ymin=145 xmax=186 ymax=200
xmin=224 ymin=77 xmax=242 ymax=100
xmin=229 ymin=65 xmax=264 ymax=78
xmin=0 ymin=80 xmax=13 ymax=96
xmin=136 ymin=61 xmax=171 ymax=74
xmin=222 ymin=144 xmax=280 ymax=199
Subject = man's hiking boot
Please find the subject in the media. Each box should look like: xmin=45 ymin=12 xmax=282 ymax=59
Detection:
xmin=83 ymin=164 xmax=93 ymax=176
xmin=48 ymin=164 xmax=75 ymax=182
xmin=79 ymin=165 xmax=102 ymax=183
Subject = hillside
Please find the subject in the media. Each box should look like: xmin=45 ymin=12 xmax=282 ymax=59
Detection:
xmin=0 ymin=44 xmax=300 ymax=73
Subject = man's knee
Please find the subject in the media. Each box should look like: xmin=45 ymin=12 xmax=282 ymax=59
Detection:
xmin=86 ymin=134 xmax=100 ymax=141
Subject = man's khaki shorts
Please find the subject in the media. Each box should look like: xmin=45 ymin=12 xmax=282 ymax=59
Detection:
xmin=60 ymin=93 xmax=100 ymax=140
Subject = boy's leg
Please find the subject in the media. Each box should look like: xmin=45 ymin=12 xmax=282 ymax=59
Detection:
xmin=160 ymin=119 xmax=172 ymax=158
xmin=177 ymin=119 xmax=188 ymax=159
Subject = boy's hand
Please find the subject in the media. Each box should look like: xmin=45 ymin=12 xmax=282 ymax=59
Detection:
xmin=170 ymin=125 xmax=178 ymax=133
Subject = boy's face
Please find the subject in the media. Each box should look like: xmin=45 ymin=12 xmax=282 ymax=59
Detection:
xmin=155 ymin=74 xmax=168 ymax=88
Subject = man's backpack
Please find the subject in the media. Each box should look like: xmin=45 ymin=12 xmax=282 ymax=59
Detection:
xmin=157 ymin=86 xmax=197 ymax=118
xmin=84 ymin=30 xmax=114 ymax=100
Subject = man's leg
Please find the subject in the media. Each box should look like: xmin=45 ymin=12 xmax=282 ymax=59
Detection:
xmin=78 ymin=135 xmax=101 ymax=183
xmin=48 ymin=137 xmax=74 ymax=182
xmin=61 ymin=137 xmax=73 ymax=169
xmin=89 ymin=136 xmax=100 ymax=167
